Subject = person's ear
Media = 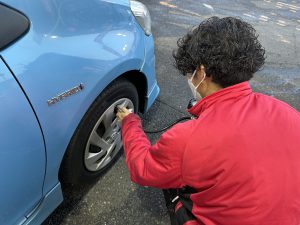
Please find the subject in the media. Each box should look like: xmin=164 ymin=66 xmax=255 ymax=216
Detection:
xmin=195 ymin=65 xmax=206 ymax=81
xmin=200 ymin=65 xmax=206 ymax=78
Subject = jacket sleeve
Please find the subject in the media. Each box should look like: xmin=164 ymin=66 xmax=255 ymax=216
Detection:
xmin=121 ymin=113 xmax=192 ymax=189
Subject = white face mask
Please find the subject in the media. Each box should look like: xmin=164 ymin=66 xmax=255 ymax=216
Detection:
xmin=187 ymin=69 xmax=206 ymax=101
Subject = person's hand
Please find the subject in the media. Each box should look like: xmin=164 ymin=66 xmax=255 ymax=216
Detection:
xmin=116 ymin=106 xmax=132 ymax=122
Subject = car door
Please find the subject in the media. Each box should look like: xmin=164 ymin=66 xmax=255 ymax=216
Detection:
xmin=0 ymin=58 xmax=46 ymax=225
xmin=0 ymin=4 xmax=46 ymax=225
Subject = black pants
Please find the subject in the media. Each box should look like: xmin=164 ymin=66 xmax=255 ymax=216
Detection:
xmin=163 ymin=187 xmax=199 ymax=225
xmin=163 ymin=189 xmax=180 ymax=225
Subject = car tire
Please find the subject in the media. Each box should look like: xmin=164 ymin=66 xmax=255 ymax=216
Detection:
xmin=59 ymin=78 xmax=139 ymax=185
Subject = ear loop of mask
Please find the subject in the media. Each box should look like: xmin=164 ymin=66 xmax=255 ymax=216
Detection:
xmin=191 ymin=69 xmax=206 ymax=89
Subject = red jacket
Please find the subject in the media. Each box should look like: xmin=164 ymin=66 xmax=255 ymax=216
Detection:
xmin=121 ymin=82 xmax=300 ymax=225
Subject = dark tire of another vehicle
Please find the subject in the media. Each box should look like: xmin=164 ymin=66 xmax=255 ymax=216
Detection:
xmin=59 ymin=78 xmax=139 ymax=185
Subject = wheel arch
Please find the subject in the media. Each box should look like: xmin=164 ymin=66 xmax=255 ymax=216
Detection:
xmin=119 ymin=70 xmax=148 ymax=113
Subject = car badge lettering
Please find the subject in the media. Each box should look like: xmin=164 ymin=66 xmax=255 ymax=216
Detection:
xmin=47 ymin=83 xmax=84 ymax=106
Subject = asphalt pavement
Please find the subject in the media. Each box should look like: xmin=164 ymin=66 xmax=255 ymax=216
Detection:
xmin=44 ymin=0 xmax=300 ymax=224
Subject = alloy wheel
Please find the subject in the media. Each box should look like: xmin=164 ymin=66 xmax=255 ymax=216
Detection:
xmin=84 ymin=98 xmax=134 ymax=172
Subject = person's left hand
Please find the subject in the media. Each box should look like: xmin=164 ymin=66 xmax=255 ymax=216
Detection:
xmin=116 ymin=106 xmax=132 ymax=122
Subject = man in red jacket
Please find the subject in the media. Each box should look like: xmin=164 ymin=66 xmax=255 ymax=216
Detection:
xmin=116 ymin=17 xmax=300 ymax=225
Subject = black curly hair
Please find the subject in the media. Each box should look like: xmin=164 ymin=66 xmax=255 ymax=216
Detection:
xmin=173 ymin=17 xmax=266 ymax=87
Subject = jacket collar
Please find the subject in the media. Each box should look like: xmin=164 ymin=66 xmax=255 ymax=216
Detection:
xmin=188 ymin=81 xmax=252 ymax=117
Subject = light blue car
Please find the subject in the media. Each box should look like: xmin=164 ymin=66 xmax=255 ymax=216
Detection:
xmin=0 ymin=0 xmax=159 ymax=224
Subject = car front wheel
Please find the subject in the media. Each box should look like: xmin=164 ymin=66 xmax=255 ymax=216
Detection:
xmin=60 ymin=78 xmax=139 ymax=185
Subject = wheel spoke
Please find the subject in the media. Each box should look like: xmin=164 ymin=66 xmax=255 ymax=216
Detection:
xmin=124 ymin=99 xmax=130 ymax=107
xmin=111 ymin=118 xmax=119 ymax=129
xmin=119 ymin=99 xmax=130 ymax=108
xmin=85 ymin=151 xmax=106 ymax=168
xmin=108 ymin=133 xmax=122 ymax=157
xmin=114 ymin=132 xmax=122 ymax=144
xmin=102 ymin=107 xmax=115 ymax=129
xmin=104 ymin=120 xmax=118 ymax=137
xmin=114 ymin=136 xmax=123 ymax=153
xmin=90 ymin=131 xmax=110 ymax=150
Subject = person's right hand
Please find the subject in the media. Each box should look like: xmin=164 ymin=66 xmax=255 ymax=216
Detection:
xmin=116 ymin=106 xmax=132 ymax=122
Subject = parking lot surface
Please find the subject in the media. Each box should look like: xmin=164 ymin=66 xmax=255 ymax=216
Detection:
xmin=44 ymin=1 xmax=300 ymax=224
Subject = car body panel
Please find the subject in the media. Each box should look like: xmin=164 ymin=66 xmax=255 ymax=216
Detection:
xmin=1 ymin=0 xmax=147 ymax=194
xmin=0 ymin=58 xmax=46 ymax=225
xmin=23 ymin=183 xmax=63 ymax=225
xmin=101 ymin=0 xmax=129 ymax=6
xmin=141 ymin=35 xmax=160 ymax=111
xmin=0 ymin=0 xmax=159 ymax=224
